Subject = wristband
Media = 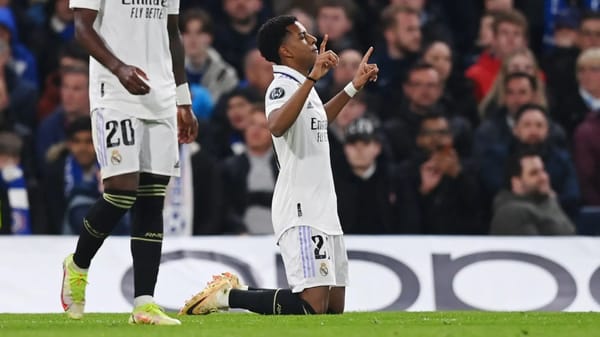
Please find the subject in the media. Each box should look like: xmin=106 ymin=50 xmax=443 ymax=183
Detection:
xmin=306 ymin=76 xmax=318 ymax=83
xmin=175 ymin=83 xmax=192 ymax=105
xmin=343 ymin=82 xmax=359 ymax=98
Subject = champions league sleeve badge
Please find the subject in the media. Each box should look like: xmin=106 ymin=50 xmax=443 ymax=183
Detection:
xmin=269 ymin=87 xmax=285 ymax=100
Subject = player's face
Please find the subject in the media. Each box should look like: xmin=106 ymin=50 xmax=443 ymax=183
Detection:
xmin=317 ymin=6 xmax=352 ymax=40
xmin=344 ymin=140 xmax=381 ymax=169
xmin=68 ymin=130 xmax=96 ymax=168
xmin=283 ymin=22 xmax=318 ymax=67
xmin=403 ymin=68 xmax=442 ymax=109
xmin=244 ymin=112 xmax=271 ymax=151
xmin=423 ymin=41 xmax=452 ymax=81
xmin=182 ymin=20 xmax=212 ymax=57
xmin=493 ymin=22 xmax=526 ymax=59
xmin=61 ymin=72 xmax=90 ymax=117
xmin=513 ymin=109 xmax=549 ymax=145
xmin=227 ymin=96 xmax=253 ymax=131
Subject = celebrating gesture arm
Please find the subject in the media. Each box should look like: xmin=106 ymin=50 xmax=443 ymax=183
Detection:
xmin=324 ymin=46 xmax=379 ymax=122
xmin=268 ymin=35 xmax=340 ymax=137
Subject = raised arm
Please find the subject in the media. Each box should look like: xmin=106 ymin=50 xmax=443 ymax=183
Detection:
xmin=324 ymin=46 xmax=378 ymax=122
xmin=268 ymin=35 xmax=340 ymax=137
xmin=72 ymin=8 xmax=150 ymax=95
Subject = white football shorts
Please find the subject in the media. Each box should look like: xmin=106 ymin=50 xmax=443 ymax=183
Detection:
xmin=278 ymin=225 xmax=348 ymax=293
xmin=91 ymin=107 xmax=180 ymax=179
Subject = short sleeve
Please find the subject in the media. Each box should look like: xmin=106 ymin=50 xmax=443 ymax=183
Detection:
xmin=265 ymin=79 xmax=300 ymax=117
xmin=69 ymin=0 xmax=100 ymax=10
xmin=168 ymin=0 xmax=180 ymax=15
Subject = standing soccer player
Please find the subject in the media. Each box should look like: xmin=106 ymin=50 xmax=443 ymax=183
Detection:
xmin=61 ymin=0 xmax=198 ymax=325
xmin=180 ymin=15 xmax=378 ymax=315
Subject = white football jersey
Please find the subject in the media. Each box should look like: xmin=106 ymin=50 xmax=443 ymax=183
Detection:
xmin=266 ymin=65 xmax=343 ymax=241
xmin=69 ymin=0 xmax=179 ymax=119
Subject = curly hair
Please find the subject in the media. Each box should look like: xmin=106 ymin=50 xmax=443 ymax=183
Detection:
xmin=257 ymin=15 xmax=297 ymax=64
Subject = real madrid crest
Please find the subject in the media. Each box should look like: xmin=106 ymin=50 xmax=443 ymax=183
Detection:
xmin=111 ymin=149 xmax=122 ymax=165
xmin=320 ymin=262 xmax=329 ymax=276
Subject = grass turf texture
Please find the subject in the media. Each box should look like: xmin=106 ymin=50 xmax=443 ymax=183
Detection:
xmin=1 ymin=312 xmax=600 ymax=337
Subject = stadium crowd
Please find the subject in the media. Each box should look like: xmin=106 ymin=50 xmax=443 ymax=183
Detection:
xmin=0 ymin=0 xmax=599 ymax=236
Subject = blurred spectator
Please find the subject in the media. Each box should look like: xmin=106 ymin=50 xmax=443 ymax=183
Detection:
xmin=213 ymin=0 xmax=266 ymax=78
xmin=286 ymin=7 xmax=317 ymax=36
xmin=0 ymin=132 xmax=31 ymax=234
xmin=574 ymin=110 xmax=600 ymax=206
xmin=474 ymin=73 xmax=567 ymax=217
xmin=511 ymin=104 xmax=580 ymax=217
xmin=0 ymin=38 xmax=37 ymax=136
xmin=37 ymin=40 xmax=88 ymax=121
xmin=241 ymin=48 xmax=273 ymax=97
xmin=466 ymin=9 xmax=528 ymax=102
xmin=476 ymin=11 xmax=496 ymax=53
xmin=315 ymin=0 xmax=360 ymax=52
xmin=315 ymin=48 xmax=361 ymax=102
xmin=544 ymin=11 xmax=600 ymax=118
xmin=0 ymin=7 xmax=38 ymax=86
xmin=383 ymin=63 xmax=472 ymax=162
xmin=42 ymin=117 xmax=104 ymax=235
xmin=396 ymin=111 xmax=483 ymax=234
xmin=480 ymin=48 xmax=547 ymax=118
xmin=391 ymin=0 xmax=453 ymax=48
xmin=36 ymin=66 xmax=89 ymax=174
xmin=422 ymin=40 xmax=479 ymax=126
xmin=32 ymin=0 xmax=75 ymax=84
xmin=369 ymin=5 xmax=421 ymax=102
xmin=221 ymin=106 xmax=276 ymax=234
xmin=328 ymin=91 xmax=375 ymax=174
xmin=181 ymin=8 xmax=238 ymax=103
xmin=334 ymin=117 xmax=400 ymax=234
xmin=485 ymin=0 xmax=513 ymax=11
xmin=553 ymin=47 xmax=600 ymax=137
xmin=490 ymin=150 xmax=575 ymax=235
xmin=206 ymin=87 xmax=259 ymax=160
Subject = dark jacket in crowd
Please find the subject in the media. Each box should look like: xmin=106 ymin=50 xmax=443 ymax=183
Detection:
xmin=334 ymin=162 xmax=402 ymax=234
xmin=490 ymin=190 xmax=576 ymax=235
xmin=396 ymin=153 xmax=484 ymax=234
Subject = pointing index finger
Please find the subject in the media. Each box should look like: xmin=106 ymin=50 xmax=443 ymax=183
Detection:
xmin=320 ymin=34 xmax=328 ymax=54
xmin=361 ymin=46 xmax=374 ymax=64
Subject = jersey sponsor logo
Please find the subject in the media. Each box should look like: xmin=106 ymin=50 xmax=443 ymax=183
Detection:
xmin=310 ymin=118 xmax=329 ymax=143
xmin=269 ymin=87 xmax=285 ymax=100
xmin=122 ymin=0 xmax=168 ymax=19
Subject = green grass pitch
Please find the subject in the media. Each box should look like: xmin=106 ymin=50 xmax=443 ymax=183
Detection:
xmin=1 ymin=312 xmax=600 ymax=337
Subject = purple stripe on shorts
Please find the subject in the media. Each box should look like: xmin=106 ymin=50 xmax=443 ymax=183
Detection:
xmin=299 ymin=226 xmax=308 ymax=278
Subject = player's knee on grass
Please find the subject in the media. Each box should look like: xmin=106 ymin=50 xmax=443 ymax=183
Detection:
xmin=300 ymin=286 xmax=330 ymax=314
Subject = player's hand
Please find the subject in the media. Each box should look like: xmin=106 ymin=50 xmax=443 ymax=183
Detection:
xmin=307 ymin=34 xmax=339 ymax=81
xmin=115 ymin=64 xmax=150 ymax=95
xmin=177 ymin=105 xmax=198 ymax=144
xmin=351 ymin=47 xmax=379 ymax=90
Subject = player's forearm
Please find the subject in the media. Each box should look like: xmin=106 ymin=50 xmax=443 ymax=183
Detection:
xmin=73 ymin=10 xmax=124 ymax=74
xmin=324 ymin=90 xmax=352 ymax=122
xmin=268 ymin=80 xmax=314 ymax=137
xmin=168 ymin=15 xmax=187 ymax=86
